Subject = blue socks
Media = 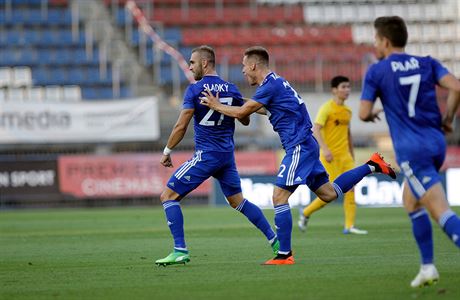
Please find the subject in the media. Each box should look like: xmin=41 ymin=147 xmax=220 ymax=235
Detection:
xmin=333 ymin=164 xmax=372 ymax=195
xmin=162 ymin=200 xmax=187 ymax=252
xmin=409 ymin=209 xmax=433 ymax=264
xmin=439 ymin=209 xmax=460 ymax=248
xmin=236 ymin=199 xmax=276 ymax=241
xmin=274 ymin=204 xmax=292 ymax=254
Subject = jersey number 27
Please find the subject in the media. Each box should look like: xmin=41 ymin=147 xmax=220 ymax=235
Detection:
xmin=199 ymin=97 xmax=233 ymax=126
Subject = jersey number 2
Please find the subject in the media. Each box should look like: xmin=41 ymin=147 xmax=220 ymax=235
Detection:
xmin=399 ymin=74 xmax=421 ymax=118
xmin=199 ymin=97 xmax=233 ymax=126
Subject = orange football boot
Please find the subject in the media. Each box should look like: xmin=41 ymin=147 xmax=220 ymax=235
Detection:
xmin=367 ymin=152 xmax=396 ymax=179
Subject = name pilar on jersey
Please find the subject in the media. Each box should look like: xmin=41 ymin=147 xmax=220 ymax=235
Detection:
xmin=202 ymin=83 xmax=229 ymax=93
xmin=391 ymin=57 xmax=420 ymax=72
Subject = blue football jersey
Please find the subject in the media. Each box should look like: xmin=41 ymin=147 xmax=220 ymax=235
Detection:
xmin=361 ymin=53 xmax=449 ymax=160
xmin=183 ymin=75 xmax=244 ymax=152
xmin=252 ymin=72 xmax=313 ymax=149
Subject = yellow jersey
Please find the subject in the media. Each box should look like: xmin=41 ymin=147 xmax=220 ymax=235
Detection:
xmin=315 ymin=99 xmax=352 ymax=157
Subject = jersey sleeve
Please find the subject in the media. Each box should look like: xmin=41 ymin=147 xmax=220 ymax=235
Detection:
xmin=361 ymin=64 xmax=379 ymax=102
xmin=252 ymin=82 xmax=273 ymax=106
xmin=314 ymin=102 xmax=330 ymax=126
xmin=182 ymin=85 xmax=195 ymax=109
xmin=430 ymin=57 xmax=450 ymax=82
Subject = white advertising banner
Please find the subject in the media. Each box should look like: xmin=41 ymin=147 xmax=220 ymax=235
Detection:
xmin=447 ymin=168 xmax=460 ymax=206
xmin=0 ymin=97 xmax=159 ymax=143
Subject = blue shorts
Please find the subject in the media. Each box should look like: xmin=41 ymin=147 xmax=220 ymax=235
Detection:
xmin=167 ymin=150 xmax=242 ymax=197
xmin=275 ymin=136 xmax=329 ymax=193
xmin=398 ymin=150 xmax=445 ymax=200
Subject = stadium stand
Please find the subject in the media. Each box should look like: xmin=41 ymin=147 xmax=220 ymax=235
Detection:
xmin=0 ymin=0 xmax=132 ymax=99
xmin=109 ymin=0 xmax=374 ymax=91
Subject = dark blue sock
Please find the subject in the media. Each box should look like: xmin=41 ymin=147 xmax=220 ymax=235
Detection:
xmin=439 ymin=210 xmax=460 ymax=248
xmin=162 ymin=200 xmax=187 ymax=252
xmin=410 ymin=209 xmax=433 ymax=264
xmin=274 ymin=204 xmax=292 ymax=254
xmin=333 ymin=164 xmax=371 ymax=195
xmin=236 ymin=199 xmax=276 ymax=241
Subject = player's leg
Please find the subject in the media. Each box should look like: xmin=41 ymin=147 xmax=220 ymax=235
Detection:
xmin=155 ymin=187 xmax=190 ymax=266
xmin=156 ymin=150 xmax=214 ymax=266
xmin=421 ymin=184 xmax=460 ymax=248
xmin=402 ymin=181 xmax=438 ymax=287
xmin=401 ymin=157 xmax=460 ymax=250
xmin=263 ymin=186 xmax=295 ymax=265
xmin=316 ymin=152 xmax=395 ymax=202
xmin=225 ymin=192 xmax=279 ymax=254
xmin=214 ymin=155 xmax=278 ymax=254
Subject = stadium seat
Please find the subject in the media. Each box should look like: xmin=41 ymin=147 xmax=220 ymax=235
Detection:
xmin=62 ymin=85 xmax=82 ymax=101
xmin=24 ymin=86 xmax=44 ymax=102
xmin=6 ymin=87 xmax=25 ymax=101
xmin=12 ymin=67 xmax=33 ymax=87
xmin=0 ymin=67 xmax=12 ymax=87
xmin=44 ymin=85 xmax=63 ymax=101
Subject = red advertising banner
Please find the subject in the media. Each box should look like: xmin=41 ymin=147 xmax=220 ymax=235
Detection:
xmin=58 ymin=153 xmax=211 ymax=198
xmin=234 ymin=150 xmax=278 ymax=175
xmin=57 ymin=151 xmax=279 ymax=199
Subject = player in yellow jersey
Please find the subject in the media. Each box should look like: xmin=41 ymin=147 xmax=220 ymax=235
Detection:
xmin=298 ymin=76 xmax=368 ymax=234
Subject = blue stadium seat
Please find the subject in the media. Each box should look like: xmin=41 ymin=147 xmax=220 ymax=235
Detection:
xmin=67 ymin=68 xmax=86 ymax=85
xmin=24 ymin=29 xmax=41 ymax=45
xmin=49 ymin=68 xmax=68 ymax=85
xmin=82 ymin=87 xmax=98 ymax=99
xmin=32 ymin=67 xmax=49 ymax=85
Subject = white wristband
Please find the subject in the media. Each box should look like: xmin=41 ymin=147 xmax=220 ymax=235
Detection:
xmin=163 ymin=146 xmax=172 ymax=156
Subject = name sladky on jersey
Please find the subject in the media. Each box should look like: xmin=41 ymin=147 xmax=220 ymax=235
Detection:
xmin=202 ymin=83 xmax=229 ymax=93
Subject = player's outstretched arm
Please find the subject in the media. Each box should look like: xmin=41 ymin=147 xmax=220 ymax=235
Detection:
xmin=359 ymin=100 xmax=383 ymax=122
xmin=243 ymin=97 xmax=267 ymax=115
xmin=439 ymin=74 xmax=460 ymax=133
xmin=200 ymin=91 xmax=263 ymax=119
xmin=160 ymin=109 xmax=194 ymax=168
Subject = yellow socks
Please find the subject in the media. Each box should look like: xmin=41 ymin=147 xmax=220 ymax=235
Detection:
xmin=303 ymin=198 xmax=329 ymax=217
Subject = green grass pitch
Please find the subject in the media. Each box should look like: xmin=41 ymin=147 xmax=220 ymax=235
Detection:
xmin=1 ymin=205 xmax=459 ymax=300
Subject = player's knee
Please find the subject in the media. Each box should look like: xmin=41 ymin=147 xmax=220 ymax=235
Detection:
xmin=160 ymin=189 xmax=180 ymax=202
xmin=227 ymin=199 xmax=239 ymax=209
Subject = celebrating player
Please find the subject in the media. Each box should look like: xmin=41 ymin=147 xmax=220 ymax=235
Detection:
xmin=359 ymin=16 xmax=460 ymax=287
xmin=200 ymin=46 xmax=396 ymax=265
xmin=155 ymin=46 xmax=279 ymax=266
xmin=299 ymin=76 xmax=367 ymax=235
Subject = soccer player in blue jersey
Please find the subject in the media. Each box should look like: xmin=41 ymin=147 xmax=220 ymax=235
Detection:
xmin=155 ymin=46 xmax=279 ymax=266
xmin=200 ymin=46 xmax=396 ymax=265
xmin=359 ymin=16 xmax=460 ymax=288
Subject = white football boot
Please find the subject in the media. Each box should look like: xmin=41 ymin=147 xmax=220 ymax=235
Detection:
xmin=410 ymin=264 xmax=439 ymax=288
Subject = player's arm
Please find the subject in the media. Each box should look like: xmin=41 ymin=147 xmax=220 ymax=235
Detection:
xmin=438 ymin=73 xmax=460 ymax=133
xmin=348 ymin=128 xmax=355 ymax=160
xmin=161 ymin=109 xmax=194 ymax=168
xmin=243 ymin=97 xmax=267 ymax=115
xmin=359 ymin=100 xmax=383 ymax=122
xmin=312 ymin=123 xmax=332 ymax=163
xmin=237 ymin=115 xmax=250 ymax=126
xmin=200 ymin=91 xmax=263 ymax=119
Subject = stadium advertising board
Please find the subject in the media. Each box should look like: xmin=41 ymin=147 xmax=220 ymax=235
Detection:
xmin=0 ymin=160 xmax=59 ymax=200
xmin=213 ymin=171 xmax=460 ymax=208
xmin=57 ymin=151 xmax=276 ymax=199
xmin=58 ymin=153 xmax=210 ymax=198
xmin=0 ymin=97 xmax=159 ymax=143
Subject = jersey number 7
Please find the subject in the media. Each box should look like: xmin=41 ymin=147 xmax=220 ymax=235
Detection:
xmin=399 ymin=74 xmax=421 ymax=118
